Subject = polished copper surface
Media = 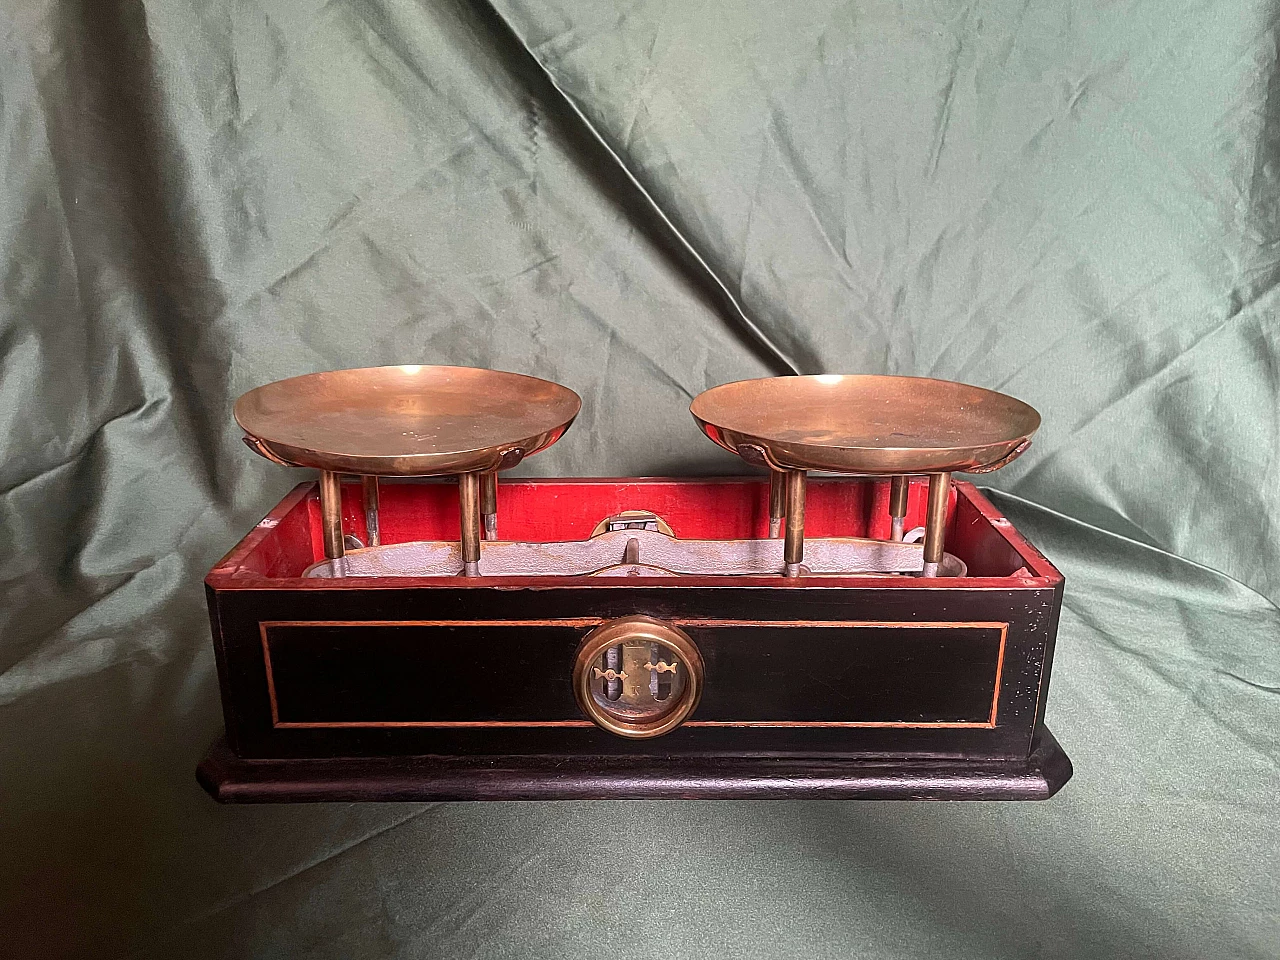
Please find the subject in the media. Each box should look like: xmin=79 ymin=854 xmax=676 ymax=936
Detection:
xmin=691 ymin=375 xmax=1040 ymax=475
xmin=235 ymin=365 xmax=581 ymax=476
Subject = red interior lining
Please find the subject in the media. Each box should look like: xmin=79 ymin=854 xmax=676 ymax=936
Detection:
xmin=219 ymin=477 xmax=1051 ymax=582
xmin=307 ymin=477 xmax=945 ymax=548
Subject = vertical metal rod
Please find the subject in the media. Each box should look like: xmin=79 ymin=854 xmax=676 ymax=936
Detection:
xmin=361 ymin=476 xmax=381 ymax=547
xmin=922 ymin=472 xmax=950 ymax=577
xmin=459 ymin=471 xmax=482 ymax=576
xmin=783 ymin=469 xmax=807 ymax=577
xmin=319 ymin=470 xmax=345 ymax=561
xmin=481 ymin=471 xmax=498 ymax=541
xmin=604 ymin=644 xmax=622 ymax=701
xmin=889 ymin=475 xmax=909 ymax=542
xmin=768 ymin=470 xmax=785 ymax=538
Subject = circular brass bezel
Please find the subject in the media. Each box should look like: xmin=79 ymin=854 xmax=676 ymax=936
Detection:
xmin=573 ymin=616 xmax=704 ymax=739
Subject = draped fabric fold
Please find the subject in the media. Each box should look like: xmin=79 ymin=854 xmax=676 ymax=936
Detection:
xmin=0 ymin=1 xmax=1276 ymax=957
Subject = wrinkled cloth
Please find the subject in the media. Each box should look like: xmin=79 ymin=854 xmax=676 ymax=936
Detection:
xmin=1 ymin=1 xmax=1277 ymax=957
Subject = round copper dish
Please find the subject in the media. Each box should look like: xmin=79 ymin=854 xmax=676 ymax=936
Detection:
xmin=235 ymin=365 xmax=581 ymax=476
xmin=690 ymin=375 xmax=1039 ymax=475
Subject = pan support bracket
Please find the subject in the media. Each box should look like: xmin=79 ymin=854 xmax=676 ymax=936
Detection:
xmin=481 ymin=472 xmax=498 ymax=541
xmin=316 ymin=462 xmax=952 ymax=579
xmin=458 ymin=471 xmax=481 ymax=576
xmin=783 ymin=469 xmax=807 ymax=577
xmin=921 ymin=472 xmax=951 ymax=578
xmin=319 ymin=470 xmax=345 ymax=561
xmin=362 ymin=476 xmax=381 ymax=547
xmin=738 ymin=444 xmax=809 ymax=577
xmin=315 ymin=446 xmax=526 ymax=574
xmin=768 ymin=470 xmax=785 ymax=538
xmin=458 ymin=448 xmax=522 ymax=575
xmin=738 ymin=444 xmax=951 ymax=579
xmin=889 ymin=475 xmax=908 ymax=542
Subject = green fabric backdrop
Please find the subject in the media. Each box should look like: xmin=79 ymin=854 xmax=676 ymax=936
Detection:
xmin=2 ymin=0 xmax=1277 ymax=956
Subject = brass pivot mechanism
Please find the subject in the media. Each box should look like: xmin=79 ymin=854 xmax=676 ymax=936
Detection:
xmin=574 ymin=616 xmax=704 ymax=738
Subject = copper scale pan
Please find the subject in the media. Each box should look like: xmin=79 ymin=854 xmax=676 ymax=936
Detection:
xmin=690 ymin=375 xmax=1040 ymax=577
xmin=235 ymin=364 xmax=581 ymax=477
xmin=690 ymin=374 xmax=1039 ymax=476
xmin=235 ymin=365 xmax=581 ymax=570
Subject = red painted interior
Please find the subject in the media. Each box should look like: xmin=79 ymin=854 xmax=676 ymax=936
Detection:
xmin=315 ymin=476 xmax=945 ymax=547
xmin=217 ymin=477 xmax=1059 ymax=583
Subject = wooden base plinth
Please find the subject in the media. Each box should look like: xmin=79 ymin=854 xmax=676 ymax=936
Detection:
xmin=198 ymin=730 xmax=1071 ymax=802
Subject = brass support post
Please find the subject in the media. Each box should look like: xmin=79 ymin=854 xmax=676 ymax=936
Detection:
xmin=361 ymin=476 xmax=380 ymax=547
xmin=319 ymin=470 xmax=345 ymax=561
xmin=769 ymin=470 xmax=785 ymax=538
xmin=889 ymin=475 xmax=909 ymax=542
xmin=481 ymin=471 xmax=498 ymax=541
xmin=459 ymin=471 xmax=482 ymax=576
xmin=783 ymin=469 xmax=807 ymax=577
xmin=922 ymin=472 xmax=950 ymax=577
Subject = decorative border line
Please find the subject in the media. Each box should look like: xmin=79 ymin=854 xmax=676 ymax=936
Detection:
xmin=261 ymin=619 xmax=1007 ymax=730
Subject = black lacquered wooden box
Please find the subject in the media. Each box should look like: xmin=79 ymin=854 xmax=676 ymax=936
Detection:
xmin=198 ymin=476 xmax=1070 ymax=801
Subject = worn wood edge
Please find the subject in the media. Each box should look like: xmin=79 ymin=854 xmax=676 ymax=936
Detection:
xmin=196 ymin=730 xmax=1072 ymax=803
